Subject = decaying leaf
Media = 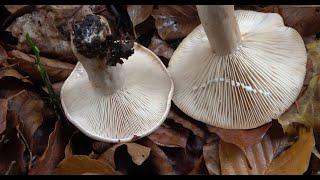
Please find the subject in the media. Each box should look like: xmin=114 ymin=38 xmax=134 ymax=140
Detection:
xmin=266 ymin=127 xmax=315 ymax=174
xmin=127 ymin=5 xmax=153 ymax=38
xmin=0 ymin=45 xmax=7 ymax=65
xmin=99 ymin=143 xmax=150 ymax=169
xmin=7 ymin=90 xmax=46 ymax=154
xmin=0 ymin=67 xmax=32 ymax=84
xmin=167 ymin=110 xmax=206 ymax=139
xmin=208 ymin=123 xmax=272 ymax=153
xmin=54 ymin=155 xmax=120 ymax=175
xmin=203 ymin=142 xmax=220 ymax=175
xmin=8 ymin=50 xmax=74 ymax=83
xmin=0 ymin=99 xmax=8 ymax=135
xmin=148 ymin=125 xmax=189 ymax=148
xmin=148 ymin=34 xmax=174 ymax=60
xmin=267 ymin=6 xmax=320 ymax=38
xmin=4 ymin=5 xmax=29 ymax=14
xmin=28 ymin=121 xmax=69 ymax=175
xmin=152 ymin=5 xmax=200 ymax=41
xmin=0 ymin=112 xmax=26 ymax=174
xmin=139 ymin=138 xmax=174 ymax=175
xmin=188 ymin=156 xmax=206 ymax=175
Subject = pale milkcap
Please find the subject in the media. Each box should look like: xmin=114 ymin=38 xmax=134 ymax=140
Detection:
xmin=168 ymin=6 xmax=307 ymax=129
xmin=61 ymin=15 xmax=173 ymax=142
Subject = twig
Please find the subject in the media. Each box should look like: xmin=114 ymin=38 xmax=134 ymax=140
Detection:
xmin=25 ymin=33 xmax=62 ymax=121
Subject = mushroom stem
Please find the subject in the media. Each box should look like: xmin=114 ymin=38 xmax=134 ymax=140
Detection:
xmin=196 ymin=5 xmax=241 ymax=55
xmin=78 ymin=57 xmax=124 ymax=95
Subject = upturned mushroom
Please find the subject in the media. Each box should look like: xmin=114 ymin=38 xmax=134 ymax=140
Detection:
xmin=168 ymin=5 xmax=307 ymax=129
xmin=61 ymin=14 xmax=173 ymax=142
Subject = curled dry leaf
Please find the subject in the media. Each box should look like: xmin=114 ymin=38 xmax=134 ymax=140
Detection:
xmin=99 ymin=143 xmax=150 ymax=169
xmin=188 ymin=156 xmax=206 ymax=175
xmin=127 ymin=5 xmax=154 ymax=38
xmin=4 ymin=5 xmax=29 ymax=14
xmin=139 ymin=138 xmax=174 ymax=175
xmin=265 ymin=127 xmax=315 ymax=174
xmin=0 ymin=99 xmax=8 ymax=135
xmin=148 ymin=125 xmax=189 ymax=148
xmin=167 ymin=110 xmax=206 ymax=139
xmin=0 ymin=67 xmax=32 ymax=84
xmin=6 ymin=7 xmax=79 ymax=63
xmin=203 ymin=142 xmax=220 ymax=175
xmin=7 ymin=90 xmax=46 ymax=154
xmin=29 ymin=120 xmax=69 ymax=175
xmin=259 ymin=6 xmax=320 ymax=37
xmin=208 ymin=122 xmax=272 ymax=153
xmin=54 ymin=155 xmax=121 ymax=175
xmin=8 ymin=50 xmax=74 ymax=83
xmin=148 ymin=34 xmax=174 ymax=60
xmin=152 ymin=5 xmax=200 ymax=41
xmin=0 ymin=112 xmax=26 ymax=174
xmin=0 ymin=45 xmax=7 ymax=65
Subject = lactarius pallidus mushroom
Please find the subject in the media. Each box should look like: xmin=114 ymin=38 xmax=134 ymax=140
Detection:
xmin=168 ymin=5 xmax=307 ymax=129
xmin=61 ymin=15 xmax=173 ymax=142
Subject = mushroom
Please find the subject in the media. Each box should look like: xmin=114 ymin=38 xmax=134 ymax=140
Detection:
xmin=61 ymin=14 xmax=173 ymax=142
xmin=168 ymin=5 xmax=307 ymax=129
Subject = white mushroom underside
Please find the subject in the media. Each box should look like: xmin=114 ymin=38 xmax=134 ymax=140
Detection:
xmin=61 ymin=44 xmax=173 ymax=142
xmin=168 ymin=10 xmax=307 ymax=129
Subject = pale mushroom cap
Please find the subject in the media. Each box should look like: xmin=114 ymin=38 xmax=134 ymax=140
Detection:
xmin=168 ymin=10 xmax=307 ymax=129
xmin=61 ymin=43 xmax=173 ymax=142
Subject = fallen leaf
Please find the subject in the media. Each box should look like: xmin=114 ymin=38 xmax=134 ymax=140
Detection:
xmin=127 ymin=5 xmax=153 ymax=38
xmin=0 ymin=99 xmax=8 ymax=135
xmin=152 ymin=5 xmax=200 ymax=41
xmin=148 ymin=34 xmax=174 ymax=60
xmin=7 ymin=90 xmax=46 ymax=154
xmin=208 ymin=122 xmax=272 ymax=153
xmin=54 ymin=155 xmax=120 ymax=175
xmin=28 ymin=120 xmax=69 ymax=174
xmin=310 ymin=153 xmax=320 ymax=175
xmin=99 ymin=143 xmax=150 ymax=169
xmin=0 ymin=45 xmax=7 ymax=65
xmin=0 ymin=67 xmax=32 ymax=84
xmin=0 ymin=112 xmax=26 ymax=174
xmin=148 ymin=125 xmax=189 ymax=148
xmin=188 ymin=156 xmax=206 ymax=175
xmin=66 ymin=131 xmax=94 ymax=156
xmin=266 ymin=127 xmax=315 ymax=174
xmin=8 ymin=50 xmax=74 ymax=83
xmin=167 ymin=110 xmax=206 ymax=139
xmin=4 ymin=5 xmax=28 ymax=14
xmin=203 ymin=142 xmax=220 ymax=175
xmin=139 ymin=138 xmax=174 ymax=175
xmin=92 ymin=141 xmax=113 ymax=154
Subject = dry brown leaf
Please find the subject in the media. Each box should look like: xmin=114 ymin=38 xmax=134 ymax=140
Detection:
xmin=127 ymin=5 xmax=153 ymax=38
xmin=148 ymin=125 xmax=189 ymax=148
xmin=28 ymin=121 xmax=69 ymax=175
xmin=310 ymin=153 xmax=320 ymax=175
xmin=54 ymin=155 xmax=121 ymax=175
xmin=167 ymin=110 xmax=206 ymax=139
xmin=259 ymin=6 xmax=320 ymax=37
xmin=139 ymin=138 xmax=174 ymax=175
xmin=0 ymin=67 xmax=32 ymax=84
xmin=152 ymin=5 xmax=200 ymax=41
xmin=0 ymin=99 xmax=8 ymax=135
xmin=0 ymin=45 xmax=7 ymax=65
xmin=266 ymin=127 xmax=315 ymax=174
xmin=8 ymin=50 xmax=74 ymax=83
xmin=148 ymin=34 xmax=174 ymax=60
xmin=92 ymin=141 xmax=113 ymax=154
xmin=99 ymin=143 xmax=150 ymax=168
xmin=203 ymin=142 xmax=220 ymax=175
xmin=4 ymin=5 xmax=28 ymax=14
xmin=307 ymin=39 xmax=320 ymax=76
xmin=208 ymin=122 xmax=272 ymax=152
xmin=188 ymin=156 xmax=206 ymax=175
xmin=0 ymin=112 xmax=26 ymax=174
xmin=7 ymin=90 xmax=45 ymax=154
